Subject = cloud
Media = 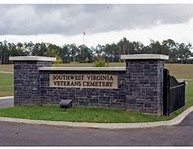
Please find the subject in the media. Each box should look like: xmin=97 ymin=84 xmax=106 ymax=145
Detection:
xmin=1 ymin=17 xmax=193 ymax=49
xmin=0 ymin=4 xmax=193 ymax=35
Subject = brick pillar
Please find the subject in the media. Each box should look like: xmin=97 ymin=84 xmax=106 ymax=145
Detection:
xmin=121 ymin=54 xmax=168 ymax=115
xmin=9 ymin=56 xmax=56 ymax=105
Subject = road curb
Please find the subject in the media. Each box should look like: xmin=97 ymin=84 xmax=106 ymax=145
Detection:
xmin=0 ymin=96 xmax=14 ymax=100
xmin=0 ymin=96 xmax=192 ymax=129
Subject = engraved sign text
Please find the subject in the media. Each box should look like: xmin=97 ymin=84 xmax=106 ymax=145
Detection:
xmin=49 ymin=74 xmax=118 ymax=89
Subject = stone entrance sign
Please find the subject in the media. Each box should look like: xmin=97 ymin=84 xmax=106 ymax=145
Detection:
xmin=50 ymin=74 xmax=118 ymax=89
xmin=9 ymin=54 xmax=169 ymax=115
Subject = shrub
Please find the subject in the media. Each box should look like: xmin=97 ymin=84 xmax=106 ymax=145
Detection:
xmin=54 ymin=57 xmax=63 ymax=64
xmin=94 ymin=57 xmax=109 ymax=67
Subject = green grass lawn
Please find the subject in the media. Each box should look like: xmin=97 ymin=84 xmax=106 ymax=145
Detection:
xmin=185 ymin=80 xmax=193 ymax=108
xmin=0 ymin=105 xmax=184 ymax=123
xmin=0 ymin=73 xmax=13 ymax=96
xmin=166 ymin=64 xmax=193 ymax=80
xmin=0 ymin=106 xmax=158 ymax=123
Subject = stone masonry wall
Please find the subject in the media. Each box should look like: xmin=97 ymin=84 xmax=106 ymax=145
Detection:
xmin=14 ymin=61 xmax=52 ymax=105
xmin=13 ymin=57 xmax=165 ymax=115
xmin=125 ymin=60 xmax=164 ymax=115
xmin=39 ymin=71 xmax=127 ymax=109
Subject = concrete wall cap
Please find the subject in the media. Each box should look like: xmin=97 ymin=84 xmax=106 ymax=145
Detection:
xmin=121 ymin=54 xmax=169 ymax=60
xmin=9 ymin=56 xmax=56 ymax=62
xmin=39 ymin=67 xmax=126 ymax=71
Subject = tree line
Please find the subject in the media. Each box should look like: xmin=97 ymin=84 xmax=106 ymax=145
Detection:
xmin=0 ymin=38 xmax=193 ymax=64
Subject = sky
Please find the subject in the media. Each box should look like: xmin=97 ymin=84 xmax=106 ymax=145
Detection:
xmin=0 ymin=3 xmax=193 ymax=48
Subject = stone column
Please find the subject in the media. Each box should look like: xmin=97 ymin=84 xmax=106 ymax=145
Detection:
xmin=9 ymin=56 xmax=56 ymax=105
xmin=121 ymin=54 xmax=169 ymax=115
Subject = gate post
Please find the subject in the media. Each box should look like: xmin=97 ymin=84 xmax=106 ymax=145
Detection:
xmin=9 ymin=56 xmax=56 ymax=105
xmin=121 ymin=54 xmax=169 ymax=115
xmin=163 ymin=69 xmax=170 ymax=116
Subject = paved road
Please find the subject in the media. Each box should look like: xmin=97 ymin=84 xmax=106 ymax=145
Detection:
xmin=0 ymin=98 xmax=14 ymax=108
xmin=180 ymin=111 xmax=193 ymax=126
xmin=0 ymin=98 xmax=193 ymax=146
xmin=0 ymin=113 xmax=193 ymax=146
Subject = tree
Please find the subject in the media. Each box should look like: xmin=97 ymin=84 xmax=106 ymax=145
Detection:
xmin=77 ymin=45 xmax=93 ymax=63
xmin=176 ymin=43 xmax=192 ymax=63
xmin=104 ymin=43 xmax=120 ymax=62
xmin=68 ymin=44 xmax=79 ymax=62
xmin=0 ymin=38 xmax=193 ymax=64
xmin=61 ymin=45 xmax=71 ymax=63
xmin=162 ymin=39 xmax=177 ymax=62
xmin=32 ymin=43 xmax=47 ymax=56
xmin=93 ymin=44 xmax=104 ymax=58
xmin=16 ymin=42 xmax=27 ymax=56
xmin=118 ymin=37 xmax=128 ymax=55
xmin=24 ymin=41 xmax=34 ymax=56
xmin=0 ymin=41 xmax=9 ymax=64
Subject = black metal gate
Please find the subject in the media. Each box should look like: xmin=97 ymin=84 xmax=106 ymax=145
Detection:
xmin=163 ymin=69 xmax=185 ymax=116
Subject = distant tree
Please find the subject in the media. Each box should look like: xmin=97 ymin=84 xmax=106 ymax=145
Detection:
xmin=162 ymin=39 xmax=177 ymax=62
xmin=77 ymin=45 xmax=93 ymax=63
xmin=0 ymin=38 xmax=193 ymax=64
xmin=0 ymin=41 xmax=9 ymax=64
xmin=104 ymin=43 xmax=120 ymax=62
xmin=68 ymin=44 xmax=79 ymax=62
xmin=92 ymin=44 xmax=105 ymax=60
xmin=118 ymin=37 xmax=128 ymax=55
xmin=32 ymin=43 xmax=47 ymax=56
xmin=117 ymin=38 xmax=145 ymax=55
xmin=176 ymin=43 xmax=192 ymax=63
xmin=16 ymin=42 xmax=27 ymax=56
xmin=24 ymin=41 xmax=34 ymax=56
xmin=61 ymin=45 xmax=71 ymax=63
